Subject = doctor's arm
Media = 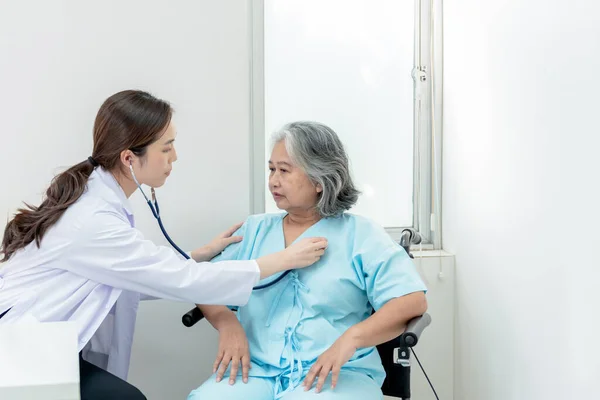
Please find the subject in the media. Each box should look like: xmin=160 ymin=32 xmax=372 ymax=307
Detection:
xmin=68 ymin=211 xmax=326 ymax=306
xmin=67 ymin=212 xmax=258 ymax=305
xmin=140 ymin=228 xmax=233 ymax=300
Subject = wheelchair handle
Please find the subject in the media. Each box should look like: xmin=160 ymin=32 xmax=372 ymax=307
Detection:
xmin=182 ymin=307 xmax=204 ymax=327
xmin=399 ymin=313 xmax=431 ymax=347
xmin=399 ymin=228 xmax=422 ymax=259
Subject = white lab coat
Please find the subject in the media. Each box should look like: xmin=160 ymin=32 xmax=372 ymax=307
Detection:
xmin=0 ymin=167 xmax=259 ymax=379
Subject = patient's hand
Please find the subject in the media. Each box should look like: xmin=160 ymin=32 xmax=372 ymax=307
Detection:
xmin=213 ymin=318 xmax=250 ymax=385
xmin=302 ymin=332 xmax=358 ymax=393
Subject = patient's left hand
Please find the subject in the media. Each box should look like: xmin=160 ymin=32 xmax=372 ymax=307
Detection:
xmin=302 ymin=333 xmax=358 ymax=393
xmin=213 ymin=318 xmax=251 ymax=385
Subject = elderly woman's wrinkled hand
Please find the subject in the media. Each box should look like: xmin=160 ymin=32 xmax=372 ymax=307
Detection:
xmin=302 ymin=332 xmax=358 ymax=393
xmin=213 ymin=318 xmax=251 ymax=385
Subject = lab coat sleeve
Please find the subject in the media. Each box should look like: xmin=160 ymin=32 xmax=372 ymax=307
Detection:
xmin=66 ymin=210 xmax=260 ymax=306
xmin=358 ymin=222 xmax=428 ymax=311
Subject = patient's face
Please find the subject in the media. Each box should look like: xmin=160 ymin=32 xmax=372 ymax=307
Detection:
xmin=268 ymin=140 xmax=322 ymax=214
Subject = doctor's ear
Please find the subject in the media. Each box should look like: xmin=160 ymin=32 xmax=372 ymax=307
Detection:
xmin=119 ymin=150 xmax=136 ymax=167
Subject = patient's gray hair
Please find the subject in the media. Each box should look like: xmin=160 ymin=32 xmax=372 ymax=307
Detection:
xmin=271 ymin=121 xmax=360 ymax=217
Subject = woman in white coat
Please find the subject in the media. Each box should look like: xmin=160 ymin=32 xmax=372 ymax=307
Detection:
xmin=0 ymin=90 xmax=327 ymax=400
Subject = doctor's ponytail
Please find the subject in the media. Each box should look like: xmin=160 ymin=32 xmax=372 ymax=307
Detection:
xmin=1 ymin=160 xmax=95 ymax=262
xmin=1 ymin=90 xmax=172 ymax=262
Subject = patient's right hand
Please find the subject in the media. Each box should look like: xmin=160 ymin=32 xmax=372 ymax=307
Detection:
xmin=284 ymin=237 xmax=328 ymax=269
xmin=213 ymin=319 xmax=250 ymax=385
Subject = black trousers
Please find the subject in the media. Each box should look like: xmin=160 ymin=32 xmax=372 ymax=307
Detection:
xmin=79 ymin=354 xmax=147 ymax=400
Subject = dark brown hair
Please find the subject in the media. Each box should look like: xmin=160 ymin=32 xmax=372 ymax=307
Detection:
xmin=1 ymin=90 xmax=172 ymax=262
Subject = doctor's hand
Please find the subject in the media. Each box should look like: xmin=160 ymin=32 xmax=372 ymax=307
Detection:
xmin=192 ymin=222 xmax=244 ymax=262
xmin=213 ymin=318 xmax=251 ymax=385
xmin=302 ymin=332 xmax=358 ymax=393
xmin=256 ymin=237 xmax=327 ymax=280
xmin=284 ymin=237 xmax=328 ymax=269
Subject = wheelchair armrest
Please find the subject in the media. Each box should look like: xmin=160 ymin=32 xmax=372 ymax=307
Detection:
xmin=182 ymin=307 xmax=205 ymax=327
xmin=398 ymin=313 xmax=431 ymax=347
xmin=182 ymin=306 xmax=239 ymax=327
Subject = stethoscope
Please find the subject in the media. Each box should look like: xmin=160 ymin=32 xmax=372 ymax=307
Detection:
xmin=128 ymin=163 xmax=289 ymax=290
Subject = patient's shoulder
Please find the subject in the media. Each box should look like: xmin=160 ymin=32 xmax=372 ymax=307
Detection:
xmin=336 ymin=213 xmax=388 ymax=235
xmin=334 ymin=213 xmax=397 ymax=249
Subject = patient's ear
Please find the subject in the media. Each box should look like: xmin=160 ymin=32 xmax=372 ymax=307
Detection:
xmin=316 ymin=183 xmax=323 ymax=193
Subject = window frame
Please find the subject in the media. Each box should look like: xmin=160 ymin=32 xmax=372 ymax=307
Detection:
xmin=247 ymin=0 xmax=443 ymax=249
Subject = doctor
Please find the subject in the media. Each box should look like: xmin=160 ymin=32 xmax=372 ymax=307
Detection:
xmin=0 ymin=90 xmax=327 ymax=400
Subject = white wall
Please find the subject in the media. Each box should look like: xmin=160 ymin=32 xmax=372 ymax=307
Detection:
xmin=1 ymin=1 xmax=252 ymax=399
xmin=443 ymin=1 xmax=600 ymax=398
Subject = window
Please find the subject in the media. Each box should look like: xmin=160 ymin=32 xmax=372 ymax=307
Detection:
xmin=250 ymin=0 xmax=442 ymax=248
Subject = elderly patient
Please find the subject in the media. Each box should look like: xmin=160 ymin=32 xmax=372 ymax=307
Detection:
xmin=188 ymin=121 xmax=427 ymax=400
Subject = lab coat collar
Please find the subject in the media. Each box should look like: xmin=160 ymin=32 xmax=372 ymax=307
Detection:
xmin=90 ymin=167 xmax=134 ymax=218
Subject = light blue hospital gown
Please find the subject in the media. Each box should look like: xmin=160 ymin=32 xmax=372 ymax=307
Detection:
xmin=188 ymin=213 xmax=427 ymax=400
